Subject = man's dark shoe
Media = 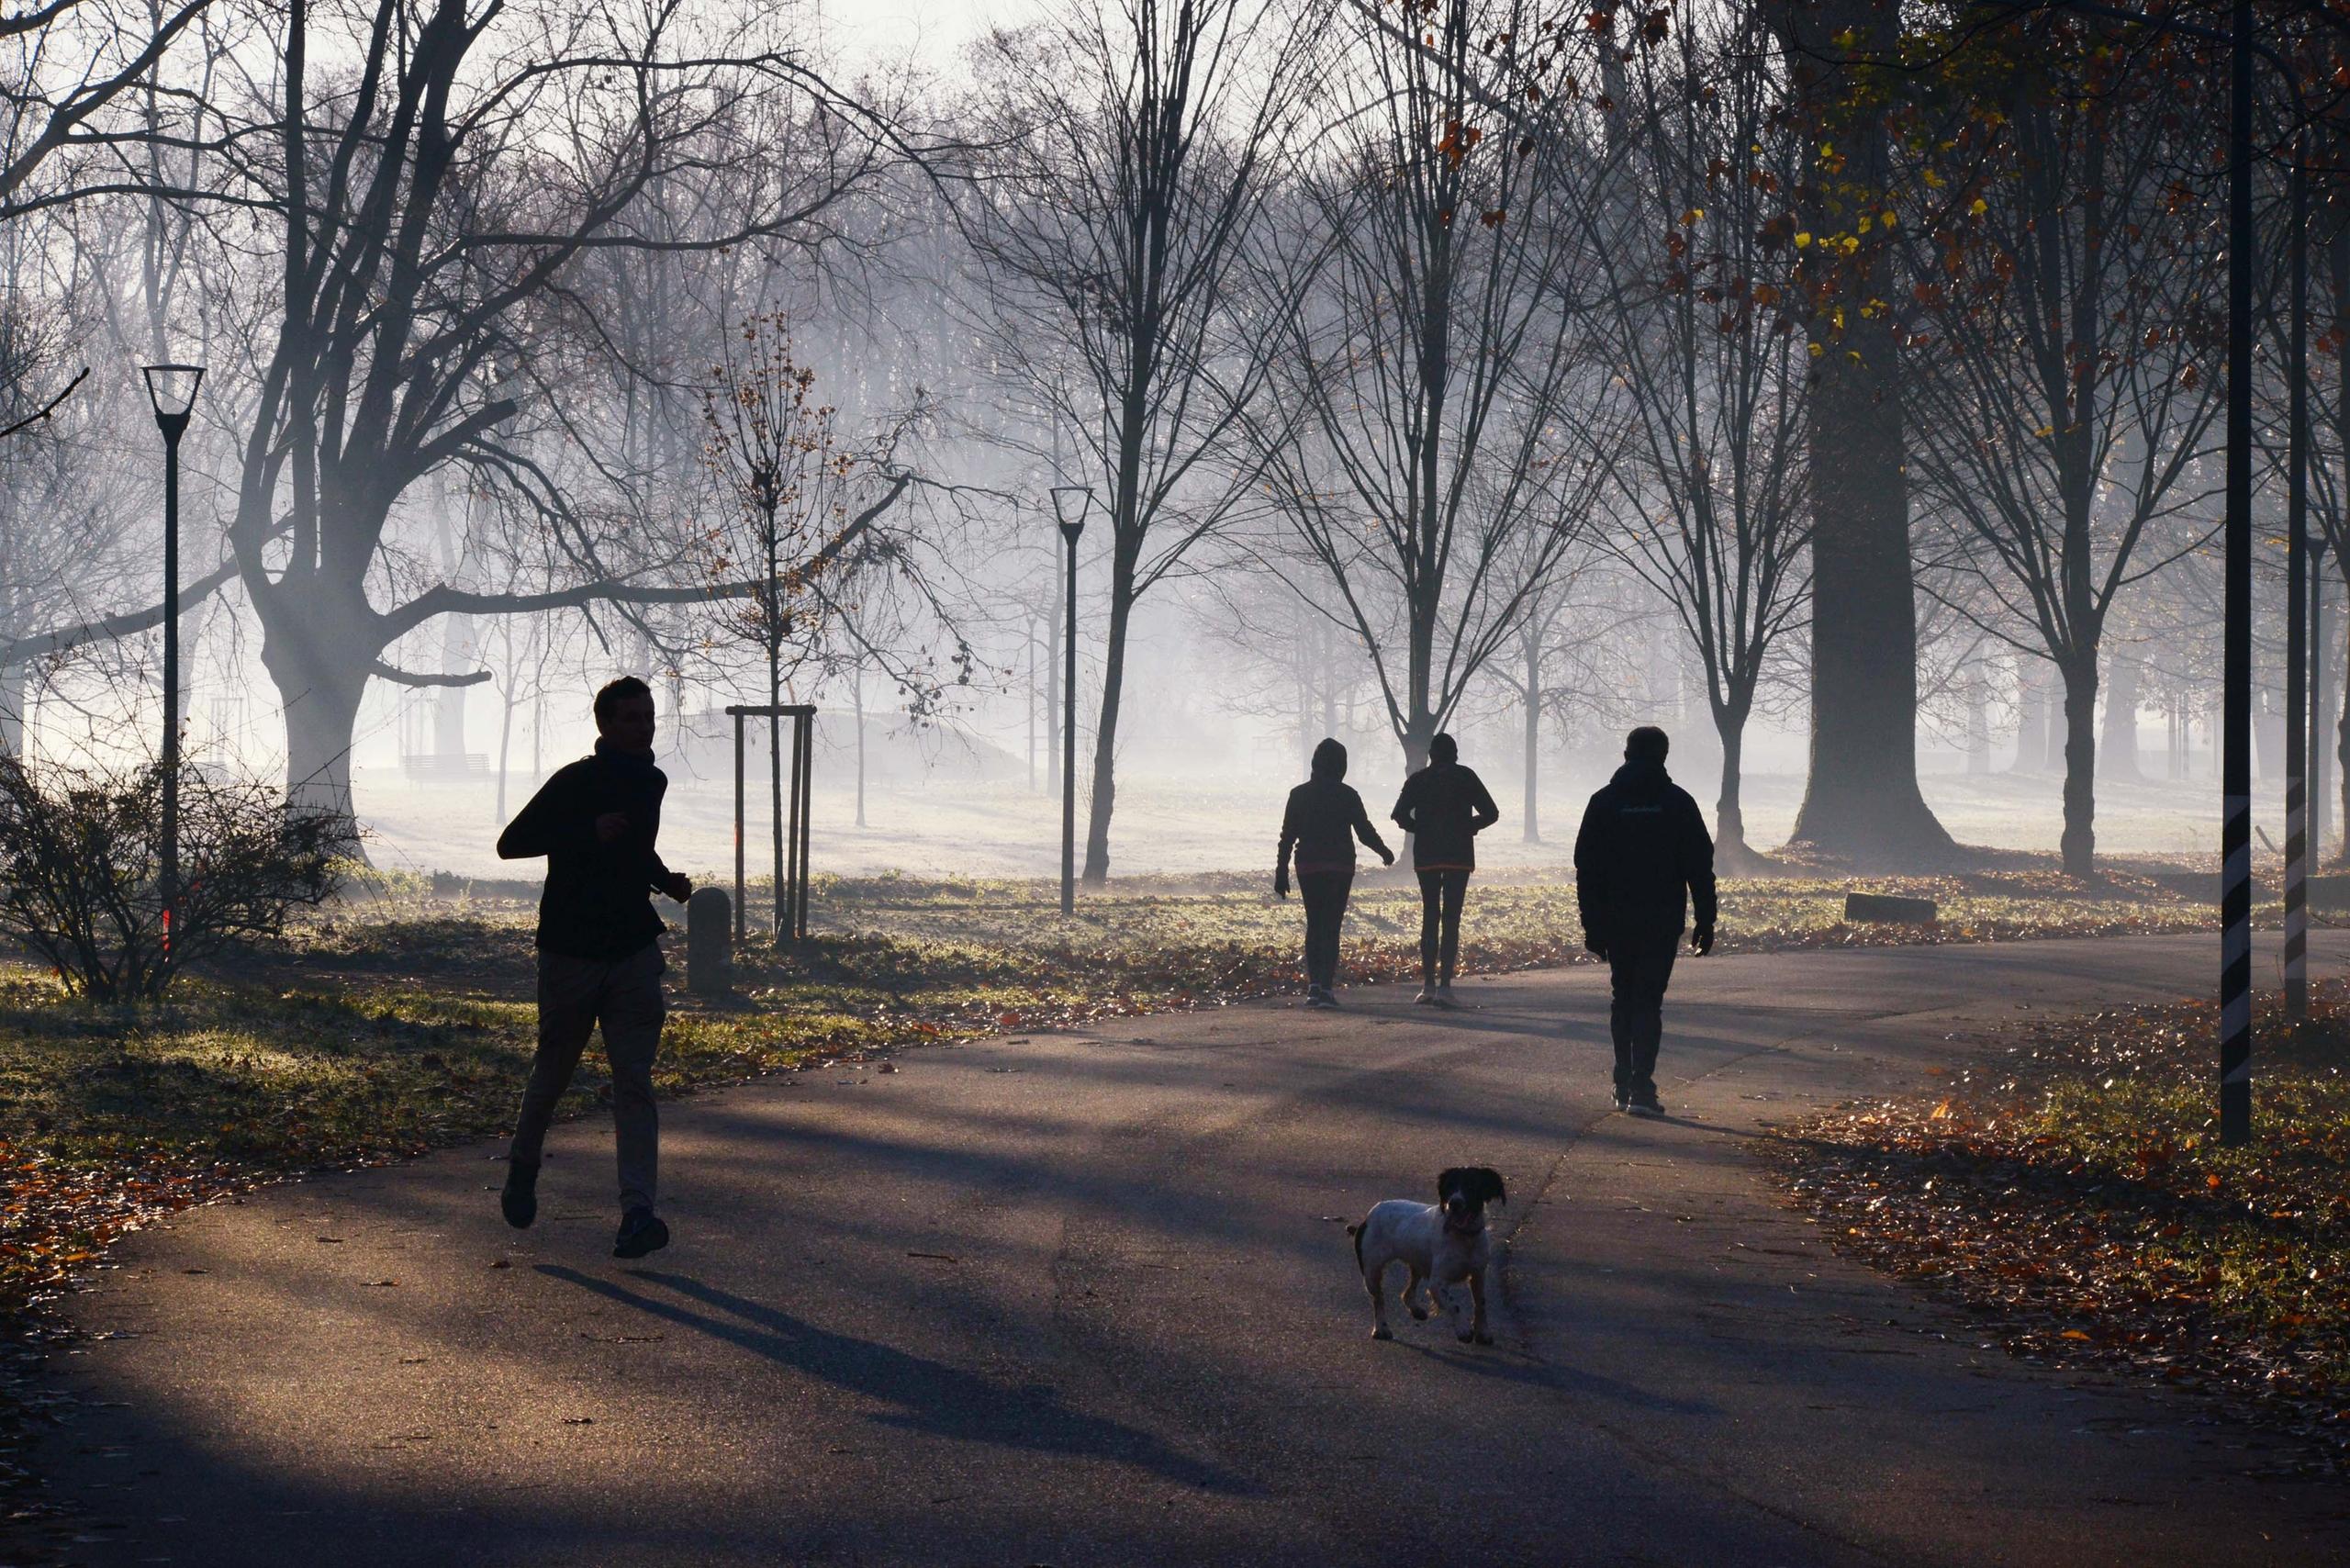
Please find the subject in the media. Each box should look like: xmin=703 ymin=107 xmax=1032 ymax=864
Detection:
xmin=1627 ymin=1094 xmax=1664 ymax=1119
xmin=613 ymin=1207 xmax=670 ymax=1260
xmin=500 ymin=1159 xmax=540 ymax=1229
xmin=1611 ymin=1090 xmax=1630 ymax=1113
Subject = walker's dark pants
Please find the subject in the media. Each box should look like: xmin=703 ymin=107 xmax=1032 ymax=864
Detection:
xmin=509 ymin=943 xmax=665 ymax=1212
xmin=1607 ymin=935 xmax=1678 ymax=1099
xmin=1416 ymin=868 xmax=1470 ymax=985
xmin=1298 ymin=869 xmax=1353 ymax=990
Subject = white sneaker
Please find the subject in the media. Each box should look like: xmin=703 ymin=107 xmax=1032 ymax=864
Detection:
xmin=1414 ymin=986 xmax=1437 ymax=1004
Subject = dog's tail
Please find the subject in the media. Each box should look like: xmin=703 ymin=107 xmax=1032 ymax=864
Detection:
xmin=1347 ymin=1221 xmax=1363 ymax=1269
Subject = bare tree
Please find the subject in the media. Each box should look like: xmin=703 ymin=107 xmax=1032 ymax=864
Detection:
xmin=959 ymin=0 xmax=1311 ymax=883
xmin=1248 ymin=0 xmax=1614 ymax=779
xmin=158 ymin=0 xmax=935 ymax=837
xmin=1903 ymin=13 xmax=2221 ymax=876
xmin=1590 ymin=10 xmax=1810 ymax=864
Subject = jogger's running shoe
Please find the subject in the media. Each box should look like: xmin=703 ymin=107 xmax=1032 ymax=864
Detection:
xmin=500 ymin=1158 xmax=539 ymax=1229
xmin=1414 ymin=986 xmax=1438 ymax=1004
xmin=613 ymin=1207 xmax=670 ymax=1260
xmin=1434 ymin=984 xmax=1460 ymax=1008
xmin=1627 ymin=1093 xmax=1664 ymax=1119
xmin=1612 ymin=1091 xmax=1630 ymax=1113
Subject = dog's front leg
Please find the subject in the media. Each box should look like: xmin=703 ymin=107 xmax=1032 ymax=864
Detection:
xmin=1467 ymin=1267 xmax=1493 ymax=1346
xmin=1365 ymin=1260 xmax=1393 ymax=1340
xmin=1404 ymin=1270 xmax=1431 ymax=1322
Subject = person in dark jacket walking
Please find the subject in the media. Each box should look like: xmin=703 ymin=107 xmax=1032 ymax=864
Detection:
xmin=1391 ymin=733 xmax=1501 ymax=1007
xmin=1573 ymin=725 xmax=1716 ymax=1116
xmin=495 ymin=676 xmax=693 ymax=1258
xmin=1276 ymin=738 xmax=1394 ymax=1008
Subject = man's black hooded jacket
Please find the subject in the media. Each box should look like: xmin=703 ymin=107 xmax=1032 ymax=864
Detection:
xmin=1572 ymin=759 xmax=1717 ymax=947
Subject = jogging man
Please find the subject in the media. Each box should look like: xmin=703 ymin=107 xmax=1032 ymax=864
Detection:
xmin=1276 ymin=737 xmax=1395 ymax=1007
xmin=496 ymin=675 xmax=692 ymax=1258
xmin=1572 ymin=725 xmax=1716 ymax=1116
xmin=1391 ymin=733 xmax=1500 ymax=1006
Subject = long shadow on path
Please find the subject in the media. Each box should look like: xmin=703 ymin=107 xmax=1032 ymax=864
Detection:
xmin=538 ymin=1265 xmax=1248 ymax=1494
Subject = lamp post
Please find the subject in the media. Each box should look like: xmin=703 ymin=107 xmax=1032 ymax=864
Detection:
xmin=142 ymin=363 xmax=204 ymax=956
xmin=1051 ymin=486 xmax=1092 ymax=916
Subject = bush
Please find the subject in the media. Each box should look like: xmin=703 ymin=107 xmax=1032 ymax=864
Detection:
xmin=0 ymin=753 xmax=345 ymax=998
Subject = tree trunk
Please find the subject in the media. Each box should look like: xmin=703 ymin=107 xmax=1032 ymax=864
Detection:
xmin=2014 ymin=660 xmax=2046 ymax=772
xmin=0 ymin=661 xmax=23 ymax=756
xmin=1716 ymin=703 xmax=1751 ymax=858
xmin=1080 ymin=540 xmax=1138 ymax=886
xmin=1522 ymin=638 xmax=1540 ymax=844
xmin=853 ymin=670 xmax=867 ymax=830
xmin=270 ymin=639 xmax=372 ymax=847
xmin=2099 ymin=651 xmax=2142 ymax=781
xmin=2058 ymin=655 xmax=2098 ymax=877
xmin=1780 ymin=0 xmax=1954 ymax=867
xmin=1964 ymin=667 xmax=1989 ymax=775
xmin=496 ymin=678 xmax=516 ymax=823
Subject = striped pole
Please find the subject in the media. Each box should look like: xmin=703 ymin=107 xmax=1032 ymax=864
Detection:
xmin=2288 ymin=146 xmax=2311 ymax=1019
xmin=2221 ymin=0 xmax=2254 ymax=1145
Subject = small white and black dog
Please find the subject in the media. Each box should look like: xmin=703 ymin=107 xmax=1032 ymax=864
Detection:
xmin=1348 ymin=1166 xmax=1505 ymax=1344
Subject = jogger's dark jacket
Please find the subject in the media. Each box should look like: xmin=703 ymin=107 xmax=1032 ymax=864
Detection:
xmin=1390 ymin=762 xmax=1501 ymax=871
xmin=1572 ymin=760 xmax=1717 ymax=947
xmin=498 ymin=739 xmax=678 ymax=961
xmin=1279 ymin=760 xmax=1392 ymax=876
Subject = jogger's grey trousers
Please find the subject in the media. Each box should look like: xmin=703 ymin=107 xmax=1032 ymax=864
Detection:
xmin=509 ymin=942 xmax=665 ymax=1213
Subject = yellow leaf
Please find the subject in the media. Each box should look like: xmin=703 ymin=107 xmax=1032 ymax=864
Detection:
xmin=2059 ymin=1328 xmax=2091 ymax=1340
xmin=1969 ymin=197 xmax=1988 ymax=217
xmin=1794 ymin=230 xmax=1813 ymax=249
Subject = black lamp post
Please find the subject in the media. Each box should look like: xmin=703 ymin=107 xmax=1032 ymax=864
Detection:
xmin=142 ymin=362 xmax=204 ymax=955
xmin=1051 ymin=486 xmax=1092 ymax=916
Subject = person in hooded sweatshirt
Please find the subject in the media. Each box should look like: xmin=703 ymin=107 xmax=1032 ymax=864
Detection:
xmin=1390 ymin=733 xmax=1501 ymax=1007
xmin=1573 ymin=724 xmax=1717 ymax=1117
xmin=1275 ymin=738 xmax=1395 ymax=1008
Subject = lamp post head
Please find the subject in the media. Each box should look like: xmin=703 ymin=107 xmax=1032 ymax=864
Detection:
xmin=142 ymin=363 xmax=205 ymax=439
xmin=1050 ymin=484 xmax=1093 ymax=544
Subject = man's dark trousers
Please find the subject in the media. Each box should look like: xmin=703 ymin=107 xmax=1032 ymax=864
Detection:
xmin=509 ymin=943 xmax=665 ymax=1211
xmin=1417 ymin=868 xmax=1470 ymax=985
xmin=1607 ymin=936 xmax=1678 ymax=1101
xmin=1298 ymin=869 xmax=1352 ymax=991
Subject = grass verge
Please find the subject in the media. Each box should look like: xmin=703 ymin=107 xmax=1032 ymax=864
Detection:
xmin=1761 ymin=983 xmax=2350 ymax=1475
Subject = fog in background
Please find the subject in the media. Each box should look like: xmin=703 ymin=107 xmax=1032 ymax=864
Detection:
xmin=1 ymin=0 xmax=2319 ymax=885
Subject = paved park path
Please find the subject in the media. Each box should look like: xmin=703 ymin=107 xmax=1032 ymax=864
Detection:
xmin=30 ymin=934 xmax=2350 ymax=1567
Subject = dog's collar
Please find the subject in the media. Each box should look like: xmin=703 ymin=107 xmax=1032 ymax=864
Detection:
xmin=1443 ymin=1215 xmax=1484 ymax=1237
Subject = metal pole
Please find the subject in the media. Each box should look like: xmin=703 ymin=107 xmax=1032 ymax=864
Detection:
xmin=733 ymin=710 xmax=745 ymax=944
xmin=2288 ymin=145 xmax=2311 ymax=1018
xmin=2221 ymin=0 xmax=2255 ymax=1144
xmin=2317 ymin=549 xmax=2331 ymax=867
xmin=160 ymin=419 xmax=183 ymax=957
xmin=783 ymin=711 xmax=800 ymax=946
xmin=797 ymin=709 xmax=813 ymax=941
xmin=1061 ymin=524 xmax=1080 ymax=916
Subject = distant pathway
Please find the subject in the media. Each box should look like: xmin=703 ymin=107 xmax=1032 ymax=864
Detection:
xmin=30 ymin=934 xmax=2350 ymax=1567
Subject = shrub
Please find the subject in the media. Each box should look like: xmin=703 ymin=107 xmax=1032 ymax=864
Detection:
xmin=0 ymin=753 xmax=344 ymax=998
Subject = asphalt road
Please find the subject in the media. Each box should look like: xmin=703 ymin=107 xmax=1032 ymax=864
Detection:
xmin=28 ymin=933 xmax=2350 ymax=1568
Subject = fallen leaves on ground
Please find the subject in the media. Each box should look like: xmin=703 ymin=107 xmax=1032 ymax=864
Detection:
xmin=1760 ymin=983 xmax=2350 ymax=1475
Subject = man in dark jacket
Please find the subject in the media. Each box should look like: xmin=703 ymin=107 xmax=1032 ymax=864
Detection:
xmin=1276 ymin=737 xmax=1394 ymax=1007
xmin=1573 ymin=725 xmax=1716 ymax=1116
xmin=495 ymin=676 xmax=693 ymax=1258
xmin=1391 ymin=733 xmax=1501 ymax=1007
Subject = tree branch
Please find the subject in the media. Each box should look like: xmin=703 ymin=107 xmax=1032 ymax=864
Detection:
xmin=369 ymin=662 xmax=492 ymax=689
